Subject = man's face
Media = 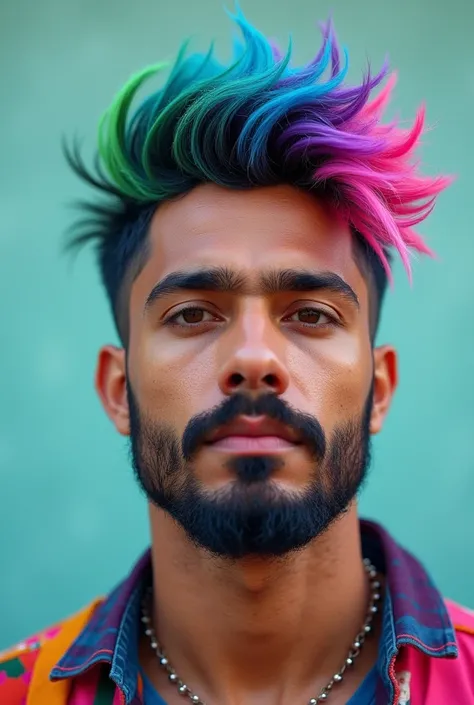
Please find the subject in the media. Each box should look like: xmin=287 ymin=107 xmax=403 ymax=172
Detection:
xmin=102 ymin=184 xmax=396 ymax=558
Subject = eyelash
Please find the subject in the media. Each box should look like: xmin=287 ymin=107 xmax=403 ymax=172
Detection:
xmin=163 ymin=305 xmax=340 ymax=329
xmin=164 ymin=307 xmax=217 ymax=327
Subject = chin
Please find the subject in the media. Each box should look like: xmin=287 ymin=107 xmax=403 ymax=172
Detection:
xmin=204 ymin=476 xmax=306 ymax=502
xmin=220 ymin=452 xmax=313 ymax=487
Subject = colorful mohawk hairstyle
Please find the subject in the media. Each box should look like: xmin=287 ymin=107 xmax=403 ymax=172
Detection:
xmin=66 ymin=7 xmax=451 ymax=342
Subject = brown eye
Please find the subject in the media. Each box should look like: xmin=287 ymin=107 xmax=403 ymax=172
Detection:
xmin=165 ymin=306 xmax=218 ymax=327
xmin=285 ymin=307 xmax=337 ymax=327
xmin=297 ymin=309 xmax=323 ymax=324
xmin=180 ymin=307 xmax=206 ymax=324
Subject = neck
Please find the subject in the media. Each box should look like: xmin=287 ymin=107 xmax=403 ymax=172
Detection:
xmin=143 ymin=504 xmax=379 ymax=705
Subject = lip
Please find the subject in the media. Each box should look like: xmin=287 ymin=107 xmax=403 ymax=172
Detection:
xmin=207 ymin=435 xmax=298 ymax=454
xmin=204 ymin=415 xmax=302 ymax=452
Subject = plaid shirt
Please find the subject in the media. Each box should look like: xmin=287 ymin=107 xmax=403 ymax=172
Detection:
xmin=0 ymin=520 xmax=465 ymax=704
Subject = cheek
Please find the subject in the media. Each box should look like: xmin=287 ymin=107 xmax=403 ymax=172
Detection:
xmin=132 ymin=334 xmax=218 ymax=429
xmin=289 ymin=334 xmax=372 ymax=422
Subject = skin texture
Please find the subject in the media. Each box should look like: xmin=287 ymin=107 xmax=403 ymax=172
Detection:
xmin=96 ymin=184 xmax=397 ymax=705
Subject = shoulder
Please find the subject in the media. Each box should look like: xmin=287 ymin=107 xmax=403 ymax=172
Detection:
xmin=447 ymin=599 xmax=474 ymax=632
xmin=0 ymin=598 xmax=103 ymax=705
xmin=447 ymin=599 xmax=474 ymax=654
xmin=444 ymin=599 xmax=474 ymax=697
xmin=0 ymin=623 xmax=62 ymax=705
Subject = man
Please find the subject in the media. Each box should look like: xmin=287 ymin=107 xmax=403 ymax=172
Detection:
xmin=1 ymin=8 xmax=473 ymax=705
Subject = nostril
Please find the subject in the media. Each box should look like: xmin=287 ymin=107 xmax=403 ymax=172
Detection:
xmin=229 ymin=372 xmax=245 ymax=387
xmin=263 ymin=373 xmax=278 ymax=387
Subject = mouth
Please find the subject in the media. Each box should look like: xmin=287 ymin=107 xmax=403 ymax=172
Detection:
xmin=204 ymin=416 xmax=303 ymax=455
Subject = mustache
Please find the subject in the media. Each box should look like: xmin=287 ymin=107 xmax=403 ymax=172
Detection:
xmin=181 ymin=393 xmax=326 ymax=461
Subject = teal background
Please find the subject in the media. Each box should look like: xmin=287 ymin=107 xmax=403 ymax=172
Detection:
xmin=0 ymin=0 xmax=472 ymax=649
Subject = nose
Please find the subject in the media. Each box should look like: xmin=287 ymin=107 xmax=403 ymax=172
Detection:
xmin=217 ymin=309 xmax=290 ymax=397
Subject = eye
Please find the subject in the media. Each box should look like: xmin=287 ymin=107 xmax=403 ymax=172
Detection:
xmin=285 ymin=307 xmax=338 ymax=327
xmin=164 ymin=306 xmax=219 ymax=327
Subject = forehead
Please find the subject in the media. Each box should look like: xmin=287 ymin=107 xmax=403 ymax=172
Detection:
xmin=132 ymin=183 xmax=368 ymax=304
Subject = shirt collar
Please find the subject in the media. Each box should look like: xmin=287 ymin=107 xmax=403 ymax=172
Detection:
xmin=50 ymin=520 xmax=457 ymax=692
xmin=50 ymin=548 xmax=151 ymax=692
xmin=362 ymin=519 xmax=457 ymax=658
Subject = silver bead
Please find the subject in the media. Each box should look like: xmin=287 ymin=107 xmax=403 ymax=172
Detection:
xmin=178 ymin=684 xmax=187 ymax=693
xmin=372 ymin=580 xmax=381 ymax=589
xmin=169 ymin=673 xmax=178 ymax=682
xmin=346 ymin=658 xmax=353 ymax=666
xmin=160 ymin=657 xmax=168 ymax=665
xmin=151 ymin=640 xmax=158 ymax=649
xmin=364 ymin=625 xmax=372 ymax=633
xmin=334 ymin=674 xmax=343 ymax=682
xmin=191 ymin=697 xmax=200 ymax=703
xmin=369 ymin=569 xmax=377 ymax=578
xmin=141 ymin=615 xmax=150 ymax=623
xmin=373 ymin=592 xmax=381 ymax=601
xmin=370 ymin=605 xmax=378 ymax=613
xmin=353 ymin=641 xmax=361 ymax=649
xmin=319 ymin=694 xmax=328 ymax=701
xmin=145 ymin=628 xmax=152 ymax=636
xmin=309 ymin=699 xmax=318 ymax=705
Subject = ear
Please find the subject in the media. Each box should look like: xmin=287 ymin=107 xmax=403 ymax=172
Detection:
xmin=95 ymin=345 xmax=130 ymax=436
xmin=370 ymin=345 xmax=398 ymax=435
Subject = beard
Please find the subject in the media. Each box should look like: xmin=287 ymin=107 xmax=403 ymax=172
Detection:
xmin=128 ymin=381 xmax=373 ymax=559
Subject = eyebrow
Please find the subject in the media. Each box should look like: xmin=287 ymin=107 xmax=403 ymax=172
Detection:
xmin=144 ymin=266 xmax=359 ymax=311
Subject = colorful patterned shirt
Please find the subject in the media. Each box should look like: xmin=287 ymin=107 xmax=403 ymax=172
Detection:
xmin=1 ymin=519 xmax=473 ymax=705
